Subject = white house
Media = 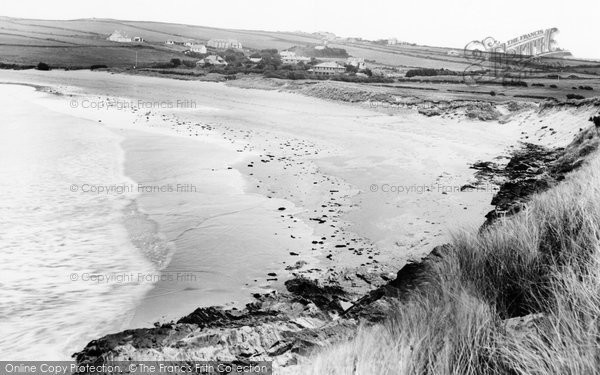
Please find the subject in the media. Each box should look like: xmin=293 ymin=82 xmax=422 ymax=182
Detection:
xmin=279 ymin=51 xmax=295 ymax=59
xmin=311 ymin=62 xmax=346 ymax=75
xmin=249 ymin=57 xmax=263 ymax=63
xmin=133 ymin=37 xmax=144 ymax=43
xmin=197 ymin=55 xmax=228 ymax=67
xmin=189 ymin=45 xmax=207 ymax=54
xmin=346 ymin=57 xmax=366 ymax=70
xmin=107 ymin=31 xmax=132 ymax=43
xmin=207 ymin=39 xmax=243 ymax=49
xmin=165 ymin=40 xmax=175 ymax=45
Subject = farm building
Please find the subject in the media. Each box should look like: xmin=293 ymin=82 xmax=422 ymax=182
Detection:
xmin=107 ymin=31 xmax=132 ymax=43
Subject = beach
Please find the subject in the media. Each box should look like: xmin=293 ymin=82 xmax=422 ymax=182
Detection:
xmin=0 ymin=69 xmax=583 ymax=359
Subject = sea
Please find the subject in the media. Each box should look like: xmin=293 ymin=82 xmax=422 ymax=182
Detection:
xmin=0 ymin=85 xmax=161 ymax=359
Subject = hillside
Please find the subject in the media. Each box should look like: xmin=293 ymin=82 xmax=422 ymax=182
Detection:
xmin=2 ymin=16 xmax=597 ymax=72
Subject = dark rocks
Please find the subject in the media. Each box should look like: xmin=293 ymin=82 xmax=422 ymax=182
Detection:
xmin=418 ymin=107 xmax=442 ymax=117
xmin=475 ymin=126 xmax=599 ymax=226
xmin=74 ymin=278 xmax=357 ymax=366
xmin=344 ymin=244 xmax=453 ymax=322
xmin=284 ymin=278 xmax=347 ymax=313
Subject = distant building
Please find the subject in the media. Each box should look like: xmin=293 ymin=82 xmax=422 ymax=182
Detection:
xmin=107 ymin=31 xmax=132 ymax=43
xmin=207 ymin=39 xmax=243 ymax=49
xmin=447 ymin=50 xmax=460 ymax=56
xmin=189 ymin=44 xmax=207 ymax=54
xmin=279 ymin=51 xmax=310 ymax=64
xmin=133 ymin=37 xmax=144 ymax=43
xmin=346 ymin=57 xmax=366 ymax=70
xmin=165 ymin=40 xmax=175 ymax=45
xmin=197 ymin=55 xmax=228 ymax=67
xmin=313 ymin=31 xmax=336 ymax=41
xmin=249 ymin=57 xmax=263 ymax=63
xmin=311 ymin=62 xmax=346 ymax=75
xmin=387 ymin=38 xmax=398 ymax=45
xmin=315 ymin=45 xmax=326 ymax=50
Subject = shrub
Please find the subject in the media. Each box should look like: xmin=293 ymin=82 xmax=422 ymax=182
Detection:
xmin=490 ymin=91 xmax=497 ymax=96
xmin=567 ymin=94 xmax=585 ymax=100
xmin=36 ymin=62 xmax=50 ymax=71
xmin=550 ymin=84 xmax=558 ymax=88
xmin=90 ymin=64 xmax=108 ymax=70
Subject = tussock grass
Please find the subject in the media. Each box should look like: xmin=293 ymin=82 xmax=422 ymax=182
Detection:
xmin=303 ymin=127 xmax=600 ymax=375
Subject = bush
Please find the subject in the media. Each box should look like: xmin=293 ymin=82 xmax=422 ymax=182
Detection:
xmin=170 ymin=58 xmax=181 ymax=67
xmin=406 ymin=68 xmax=438 ymax=78
xmin=532 ymin=83 xmax=545 ymax=87
xmin=90 ymin=65 xmax=108 ymax=70
xmin=0 ymin=62 xmax=35 ymax=70
xmin=36 ymin=62 xmax=50 ymax=71
xmin=567 ymin=94 xmax=585 ymax=100
xmin=490 ymin=91 xmax=497 ymax=96
xmin=502 ymin=80 xmax=528 ymax=87
xmin=550 ymin=84 xmax=558 ymax=88
xmin=181 ymin=60 xmax=197 ymax=68
xmin=286 ymin=71 xmax=307 ymax=80
xmin=579 ymin=85 xmax=594 ymax=91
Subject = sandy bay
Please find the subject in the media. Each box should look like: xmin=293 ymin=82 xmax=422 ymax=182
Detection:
xmin=0 ymin=69 xmax=555 ymax=344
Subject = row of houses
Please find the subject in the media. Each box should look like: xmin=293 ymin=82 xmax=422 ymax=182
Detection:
xmin=193 ymin=54 xmax=348 ymax=75
xmin=278 ymin=51 xmax=365 ymax=70
xmin=207 ymin=39 xmax=242 ymax=49
xmin=166 ymin=39 xmax=242 ymax=50
xmin=107 ymin=31 xmax=243 ymax=53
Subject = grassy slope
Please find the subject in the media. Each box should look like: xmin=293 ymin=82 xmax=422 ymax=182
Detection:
xmin=303 ymin=123 xmax=600 ymax=374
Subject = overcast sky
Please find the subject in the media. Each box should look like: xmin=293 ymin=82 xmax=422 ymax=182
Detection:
xmin=2 ymin=0 xmax=599 ymax=59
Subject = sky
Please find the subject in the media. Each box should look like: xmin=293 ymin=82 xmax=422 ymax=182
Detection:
xmin=2 ymin=0 xmax=599 ymax=59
